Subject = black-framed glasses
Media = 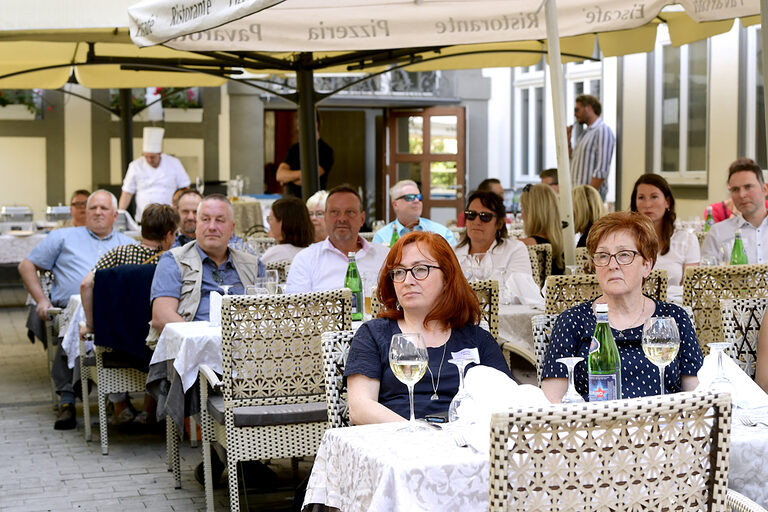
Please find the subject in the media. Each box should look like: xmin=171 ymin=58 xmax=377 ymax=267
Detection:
xmin=395 ymin=193 xmax=422 ymax=202
xmin=522 ymin=183 xmax=533 ymax=193
xmin=592 ymin=250 xmax=642 ymax=267
xmin=389 ymin=264 xmax=440 ymax=283
xmin=464 ymin=210 xmax=495 ymax=223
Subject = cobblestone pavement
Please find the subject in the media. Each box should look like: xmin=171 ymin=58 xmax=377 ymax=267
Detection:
xmin=0 ymin=307 xmax=300 ymax=512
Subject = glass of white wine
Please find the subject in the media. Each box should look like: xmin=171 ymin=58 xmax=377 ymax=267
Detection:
xmin=264 ymin=269 xmax=279 ymax=294
xmin=642 ymin=316 xmax=680 ymax=396
xmin=389 ymin=333 xmax=428 ymax=431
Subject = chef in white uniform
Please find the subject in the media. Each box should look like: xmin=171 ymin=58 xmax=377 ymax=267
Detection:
xmin=119 ymin=127 xmax=191 ymax=220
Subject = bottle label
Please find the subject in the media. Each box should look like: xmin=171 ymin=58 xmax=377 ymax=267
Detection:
xmin=588 ymin=374 xmax=618 ymax=401
xmin=589 ymin=336 xmax=600 ymax=354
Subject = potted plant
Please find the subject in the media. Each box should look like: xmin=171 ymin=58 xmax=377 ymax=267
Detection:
xmin=157 ymin=88 xmax=203 ymax=122
xmin=109 ymin=91 xmax=149 ymax=121
xmin=0 ymin=89 xmax=42 ymax=120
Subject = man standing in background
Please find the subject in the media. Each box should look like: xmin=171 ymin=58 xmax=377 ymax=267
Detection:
xmin=569 ymin=94 xmax=614 ymax=200
xmin=119 ymin=127 xmax=190 ymax=220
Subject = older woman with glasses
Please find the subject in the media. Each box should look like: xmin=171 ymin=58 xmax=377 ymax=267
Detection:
xmin=345 ymin=231 xmax=510 ymax=425
xmin=306 ymin=190 xmax=328 ymax=242
xmin=540 ymin=211 xmax=702 ymax=403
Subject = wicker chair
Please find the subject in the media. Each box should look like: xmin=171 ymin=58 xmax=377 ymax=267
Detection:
xmin=720 ymin=297 xmax=768 ymax=379
xmin=544 ymin=269 xmax=668 ymax=315
xmin=37 ymin=270 xmax=62 ymax=408
xmin=79 ymin=265 xmax=155 ymax=455
xmin=199 ymin=289 xmax=352 ymax=512
xmin=531 ymin=314 xmax=557 ymax=386
xmin=697 ymin=231 xmax=708 ymax=247
xmin=527 ymin=243 xmax=552 ymax=289
xmin=321 ymin=330 xmax=356 ymax=429
xmin=265 ymin=260 xmax=291 ymax=282
xmin=246 ymin=235 xmax=276 ymax=255
xmin=574 ymin=246 xmax=590 ymax=273
xmin=488 ymin=390 xmax=753 ymax=511
xmin=683 ymin=264 xmax=768 ymax=354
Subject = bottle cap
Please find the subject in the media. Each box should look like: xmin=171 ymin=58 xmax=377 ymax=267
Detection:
xmin=347 ymin=252 xmax=355 ymax=258
xmin=595 ymin=303 xmax=608 ymax=313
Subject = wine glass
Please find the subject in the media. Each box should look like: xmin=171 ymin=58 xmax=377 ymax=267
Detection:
xmin=195 ymin=176 xmax=204 ymax=196
xmin=448 ymin=358 xmax=471 ymax=422
xmin=707 ymin=342 xmax=733 ymax=394
xmin=642 ymin=317 xmax=681 ymax=396
xmin=565 ymin=264 xmax=581 ymax=276
xmin=219 ymin=284 xmax=233 ymax=295
xmin=389 ymin=333 xmax=428 ymax=431
xmin=264 ymin=269 xmax=279 ymax=294
xmin=556 ymin=357 xmax=585 ymax=404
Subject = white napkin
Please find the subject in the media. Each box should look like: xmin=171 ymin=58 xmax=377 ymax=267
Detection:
xmin=504 ymin=272 xmax=545 ymax=306
xmin=697 ymin=352 xmax=768 ymax=409
xmin=209 ymin=291 xmax=222 ymax=327
xmin=456 ymin=365 xmax=549 ymax=453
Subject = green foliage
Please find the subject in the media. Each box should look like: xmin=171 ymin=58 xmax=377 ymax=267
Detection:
xmin=0 ymin=89 xmax=42 ymax=115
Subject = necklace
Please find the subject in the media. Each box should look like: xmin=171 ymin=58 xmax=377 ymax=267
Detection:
xmin=427 ymin=342 xmax=448 ymax=400
xmin=610 ymin=297 xmax=646 ymax=338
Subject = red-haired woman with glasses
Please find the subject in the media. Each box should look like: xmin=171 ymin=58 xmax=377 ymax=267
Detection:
xmin=345 ymin=232 xmax=510 ymax=425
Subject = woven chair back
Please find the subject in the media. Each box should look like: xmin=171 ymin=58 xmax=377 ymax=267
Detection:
xmin=696 ymin=231 xmax=708 ymax=247
xmin=531 ymin=314 xmax=557 ymax=386
xmin=265 ymin=260 xmax=291 ymax=282
xmin=575 ymin=246 xmax=590 ymax=273
xmin=220 ymin=289 xmax=352 ymax=404
xmin=720 ymin=297 xmax=768 ymax=379
xmin=321 ymin=330 xmax=356 ymax=428
xmin=489 ymin=390 xmax=732 ymax=511
xmin=683 ymin=263 xmax=768 ymax=354
xmin=544 ymin=269 xmax=667 ymax=315
xmin=370 ymin=279 xmax=499 ymax=340
xmin=246 ymin=235 xmax=276 ymax=255
xmin=527 ymin=243 xmax=552 ymax=289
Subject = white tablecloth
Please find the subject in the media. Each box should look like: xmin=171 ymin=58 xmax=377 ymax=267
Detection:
xmin=304 ymin=412 xmax=768 ymax=511
xmin=59 ymin=295 xmax=88 ymax=369
xmin=0 ymin=233 xmax=46 ymax=264
xmin=151 ymin=321 xmax=222 ymax=392
xmin=497 ymin=304 xmax=541 ymax=365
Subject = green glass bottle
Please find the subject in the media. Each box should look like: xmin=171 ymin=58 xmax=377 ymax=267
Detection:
xmin=730 ymin=230 xmax=748 ymax=265
xmin=588 ymin=303 xmax=622 ymax=401
xmin=345 ymin=252 xmax=363 ymax=321
xmin=389 ymin=226 xmax=400 ymax=247
xmin=704 ymin=206 xmax=715 ymax=232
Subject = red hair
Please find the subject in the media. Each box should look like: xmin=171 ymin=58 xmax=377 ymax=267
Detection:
xmin=377 ymin=231 xmax=481 ymax=329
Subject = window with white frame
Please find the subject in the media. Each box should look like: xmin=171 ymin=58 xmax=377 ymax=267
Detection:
xmin=650 ymin=29 xmax=708 ymax=183
xmin=511 ymin=57 xmax=604 ymax=185
xmin=742 ymin=25 xmax=766 ymax=169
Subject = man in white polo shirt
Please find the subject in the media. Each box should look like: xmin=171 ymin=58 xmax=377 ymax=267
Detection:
xmin=286 ymin=185 xmax=389 ymax=293
xmin=119 ymin=127 xmax=190 ymax=220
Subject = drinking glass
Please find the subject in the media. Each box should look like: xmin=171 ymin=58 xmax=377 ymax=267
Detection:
xmin=389 ymin=333 xmax=428 ymax=431
xmin=642 ymin=317 xmax=681 ymax=395
xmin=448 ymin=358 xmax=471 ymax=422
xmin=264 ymin=269 xmax=279 ymax=294
xmin=565 ymin=264 xmax=582 ymax=276
xmin=557 ymin=357 xmax=585 ymax=404
xmin=195 ymin=176 xmax=205 ymax=195
xmin=246 ymin=277 xmax=270 ymax=295
xmin=707 ymin=342 xmax=733 ymax=394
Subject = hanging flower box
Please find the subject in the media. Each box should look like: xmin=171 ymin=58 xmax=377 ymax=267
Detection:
xmin=0 ymin=104 xmax=36 ymax=120
xmin=163 ymin=108 xmax=203 ymax=123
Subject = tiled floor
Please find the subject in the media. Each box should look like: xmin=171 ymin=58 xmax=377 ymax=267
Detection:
xmin=0 ymin=306 xmax=298 ymax=512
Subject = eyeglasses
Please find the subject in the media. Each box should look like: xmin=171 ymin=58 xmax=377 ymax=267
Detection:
xmin=395 ymin=193 xmax=422 ymax=202
xmin=308 ymin=211 xmax=325 ymax=218
xmin=522 ymin=184 xmax=533 ymax=193
xmin=464 ymin=210 xmax=495 ymax=223
xmin=71 ymin=201 xmax=87 ymax=208
xmin=592 ymin=250 xmax=642 ymax=267
xmin=389 ymin=264 xmax=440 ymax=283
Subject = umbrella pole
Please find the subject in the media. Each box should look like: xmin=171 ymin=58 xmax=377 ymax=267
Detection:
xmin=544 ymin=0 xmax=576 ymax=266
xmin=296 ymin=53 xmax=321 ymax=201
xmin=761 ymin=0 xmax=768 ymax=164
xmin=118 ymin=89 xmax=134 ymax=177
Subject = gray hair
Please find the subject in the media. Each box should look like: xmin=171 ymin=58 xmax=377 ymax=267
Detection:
xmin=87 ymin=189 xmax=118 ymax=210
xmin=306 ymin=190 xmax=328 ymax=210
xmin=390 ymin=179 xmax=419 ymax=199
xmin=197 ymin=193 xmax=235 ymax=220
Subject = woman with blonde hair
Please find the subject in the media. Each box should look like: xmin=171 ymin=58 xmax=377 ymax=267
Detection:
xmin=573 ymin=185 xmax=606 ymax=248
xmin=519 ymin=183 xmax=564 ymax=275
xmin=306 ymin=190 xmax=329 ymax=242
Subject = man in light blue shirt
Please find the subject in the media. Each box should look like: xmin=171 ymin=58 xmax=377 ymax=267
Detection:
xmin=372 ymin=180 xmax=456 ymax=246
xmin=18 ymin=190 xmax=137 ymax=430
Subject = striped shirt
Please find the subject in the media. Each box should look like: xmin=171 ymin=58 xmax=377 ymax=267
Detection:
xmin=93 ymin=244 xmax=162 ymax=270
xmin=571 ymin=117 xmax=615 ymax=198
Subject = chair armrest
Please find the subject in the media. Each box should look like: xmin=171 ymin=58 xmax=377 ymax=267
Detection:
xmin=728 ymin=489 xmax=768 ymax=512
xmin=199 ymin=364 xmax=222 ymax=392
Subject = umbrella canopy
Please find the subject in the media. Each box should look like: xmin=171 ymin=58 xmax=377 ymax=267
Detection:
xmin=126 ymin=0 xmax=762 ymax=264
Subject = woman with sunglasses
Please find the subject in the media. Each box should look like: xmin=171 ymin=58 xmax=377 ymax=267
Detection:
xmin=540 ymin=212 xmax=702 ymax=403
xmin=519 ymin=183 xmax=565 ymax=275
xmin=345 ymin=231 xmax=510 ymax=425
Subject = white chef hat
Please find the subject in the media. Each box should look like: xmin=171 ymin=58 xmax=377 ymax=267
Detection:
xmin=142 ymin=127 xmax=165 ymax=153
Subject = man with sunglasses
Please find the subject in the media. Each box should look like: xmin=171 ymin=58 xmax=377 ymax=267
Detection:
xmin=372 ymin=180 xmax=457 ymax=246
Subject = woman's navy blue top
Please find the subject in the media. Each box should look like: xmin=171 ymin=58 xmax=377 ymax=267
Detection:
xmin=541 ymin=299 xmax=703 ymax=400
xmin=344 ymin=318 xmax=511 ymax=419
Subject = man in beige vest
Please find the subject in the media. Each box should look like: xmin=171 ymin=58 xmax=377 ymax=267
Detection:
xmin=147 ymin=194 xmax=263 ymax=345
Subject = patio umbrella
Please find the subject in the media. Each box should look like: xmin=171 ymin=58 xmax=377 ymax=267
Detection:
xmin=127 ymin=0 xmax=761 ymax=263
